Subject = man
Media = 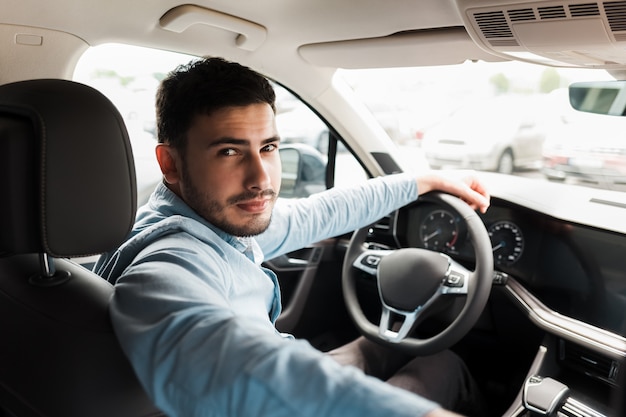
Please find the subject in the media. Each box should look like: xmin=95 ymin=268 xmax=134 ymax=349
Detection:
xmin=95 ymin=57 xmax=490 ymax=417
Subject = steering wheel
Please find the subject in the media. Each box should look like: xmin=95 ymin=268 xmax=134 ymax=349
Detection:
xmin=342 ymin=191 xmax=494 ymax=355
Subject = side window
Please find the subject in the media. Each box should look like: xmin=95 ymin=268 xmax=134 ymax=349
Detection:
xmin=273 ymin=83 xmax=368 ymax=198
xmin=273 ymin=83 xmax=328 ymax=198
xmin=74 ymin=44 xmax=190 ymax=205
xmin=73 ymin=44 xmax=367 ymax=203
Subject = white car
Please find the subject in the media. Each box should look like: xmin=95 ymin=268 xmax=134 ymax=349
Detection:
xmin=422 ymin=96 xmax=547 ymax=174
xmin=543 ymin=110 xmax=626 ymax=190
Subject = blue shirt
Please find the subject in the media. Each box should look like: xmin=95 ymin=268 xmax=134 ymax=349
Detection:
xmin=95 ymin=173 xmax=440 ymax=417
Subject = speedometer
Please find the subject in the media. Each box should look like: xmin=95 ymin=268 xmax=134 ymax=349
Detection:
xmin=419 ymin=209 xmax=459 ymax=252
xmin=488 ymin=220 xmax=524 ymax=266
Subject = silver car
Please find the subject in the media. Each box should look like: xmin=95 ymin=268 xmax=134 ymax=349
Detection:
xmin=422 ymin=96 xmax=547 ymax=174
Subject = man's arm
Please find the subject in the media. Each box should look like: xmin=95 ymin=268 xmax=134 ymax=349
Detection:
xmin=259 ymin=171 xmax=490 ymax=260
xmin=110 ymin=237 xmax=443 ymax=417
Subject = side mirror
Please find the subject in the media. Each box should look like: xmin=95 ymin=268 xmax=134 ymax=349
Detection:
xmin=569 ymin=81 xmax=626 ymax=116
xmin=279 ymin=144 xmax=327 ymax=198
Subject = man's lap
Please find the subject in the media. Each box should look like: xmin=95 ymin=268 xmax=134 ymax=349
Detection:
xmin=327 ymin=336 xmax=484 ymax=416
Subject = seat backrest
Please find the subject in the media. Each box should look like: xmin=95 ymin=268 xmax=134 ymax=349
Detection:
xmin=0 ymin=79 xmax=164 ymax=417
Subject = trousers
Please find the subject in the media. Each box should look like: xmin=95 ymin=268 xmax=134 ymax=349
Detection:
xmin=328 ymin=337 xmax=485 ymax=416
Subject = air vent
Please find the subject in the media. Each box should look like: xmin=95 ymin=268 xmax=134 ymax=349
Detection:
xmin=569 ymin=3 xmax=600 ymax=17
xmin=470 ymin=2 xmax=626 ymax=35
xmin=371 ymin=214 xmax=392 ymax=232
xmin=464 ymin=1 xmax=626 ymax=68
xmin=508 ymin=8 xmax=536 ymax=21
xmin=559 ymin=339 xmax=620 ymax=385
xmin=538 ymin=5 xmax=567 ymax=19
xmin=367 ymin=213 xmax=399 ymax=248
xmin=473 ymin=11 xmax=513 ymax=38
xmin=604 ymin=1 xmax=626 ymax=31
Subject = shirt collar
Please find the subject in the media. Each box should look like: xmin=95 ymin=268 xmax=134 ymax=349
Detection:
xmin=153 ymin=182 xmax=265 ymax=264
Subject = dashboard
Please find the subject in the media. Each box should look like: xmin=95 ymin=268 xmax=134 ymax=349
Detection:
xmin=392 ymin=196 xmax=626 ymax=339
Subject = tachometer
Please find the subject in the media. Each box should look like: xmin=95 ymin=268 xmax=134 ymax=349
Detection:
xmin=419 ymin=209 xmax=459 ymax=252
xmin=488 ymin=220 xmax=524 ymax=266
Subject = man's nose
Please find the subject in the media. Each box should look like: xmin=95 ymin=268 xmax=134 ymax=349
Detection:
xmin=245 ymin=153 xmax=272 ymax=191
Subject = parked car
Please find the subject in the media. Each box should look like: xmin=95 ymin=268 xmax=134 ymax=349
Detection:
xmin=543 ymin=112 xmax=626 ymax=191
xmin=1 ymin=1 xmax=626 ymax=417
xmin=421 ymin=95 xmax=547 ymax=174
xmin=275 ymin=102 xmax=329 ymax=153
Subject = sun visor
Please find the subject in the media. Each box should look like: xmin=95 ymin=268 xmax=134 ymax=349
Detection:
xmin=298 ymin=27 xmax=504 ymax=69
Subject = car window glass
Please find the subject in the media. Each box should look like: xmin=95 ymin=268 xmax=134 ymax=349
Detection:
xmin=74 ymin=44 xmax=195 ymax=204
xmin=73 ymin=43 xmax=367 ymax=203
xmin=339 ymin=63 xmax=626 ymax=194
xmin=271 ymin=82 xmax=368 ymax=194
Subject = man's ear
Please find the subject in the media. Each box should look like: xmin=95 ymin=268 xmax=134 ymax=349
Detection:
xmin=155 ymin=144 xmax=181 ymax=185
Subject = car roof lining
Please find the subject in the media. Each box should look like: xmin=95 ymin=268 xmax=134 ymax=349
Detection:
xmin=0 ymin=24 xmax=88 ymax=85
xmin=3 ymin=0 xmax=626 ymax=80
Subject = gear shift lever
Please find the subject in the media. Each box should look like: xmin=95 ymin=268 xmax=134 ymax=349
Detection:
xmin=522 ymin=375 xmax=569 ymax=415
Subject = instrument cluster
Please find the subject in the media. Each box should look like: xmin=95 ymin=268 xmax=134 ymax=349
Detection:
xmin=396 ymin=198 xmax=541 ymax=272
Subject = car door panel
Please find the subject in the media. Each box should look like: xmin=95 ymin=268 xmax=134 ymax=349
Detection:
xmin=264 ymin=234 xmax=358 ymax=349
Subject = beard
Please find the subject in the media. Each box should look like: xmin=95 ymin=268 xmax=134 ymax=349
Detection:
xmin=179 ymin=164 xmax=276 ymax=237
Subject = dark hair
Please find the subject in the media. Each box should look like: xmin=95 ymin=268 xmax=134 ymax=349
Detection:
xmin=155 ymin=57 xmax=276 ymax=149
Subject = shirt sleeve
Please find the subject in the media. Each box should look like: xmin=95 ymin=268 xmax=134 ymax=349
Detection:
xmin=257 ymin=173 xmax=418 ymax=260
xmin=110 ymin=233 xmax=439 ymax=417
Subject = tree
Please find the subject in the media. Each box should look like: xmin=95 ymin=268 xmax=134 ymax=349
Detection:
xmin=490 ymin=73 xmax=510 ymax=94
xmin=539 ymin=68 xmax=561 ymax=93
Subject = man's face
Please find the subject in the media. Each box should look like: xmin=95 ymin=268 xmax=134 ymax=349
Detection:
xmin=175 ymin=103 xmax=282 ymax=237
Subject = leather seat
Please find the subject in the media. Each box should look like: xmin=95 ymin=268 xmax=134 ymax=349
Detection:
xmin=0 ymin=79 xmax=164 ymax=417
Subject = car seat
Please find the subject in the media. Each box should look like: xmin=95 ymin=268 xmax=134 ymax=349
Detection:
xmin=0 ymin=79 xmax=164 ymax=417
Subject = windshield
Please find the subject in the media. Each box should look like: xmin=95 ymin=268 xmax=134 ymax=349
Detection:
xmin=339 ymin=63 xmax=625 ymax=193
xmin=74 ymin=44 xmax=626 ymax=200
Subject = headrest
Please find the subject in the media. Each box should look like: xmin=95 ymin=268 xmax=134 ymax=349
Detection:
xmin=0 ymin=79 xmax=137 ymax=257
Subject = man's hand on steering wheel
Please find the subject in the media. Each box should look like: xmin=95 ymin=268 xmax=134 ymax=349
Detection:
xmin=416 ymin=170 xmax=490 ymax=214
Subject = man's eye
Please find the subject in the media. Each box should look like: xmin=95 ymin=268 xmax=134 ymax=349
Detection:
xmin=220 ymin=148 xmax=238 ymax=156
xmin=263 ymin=143 xmax=278 ymax=152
